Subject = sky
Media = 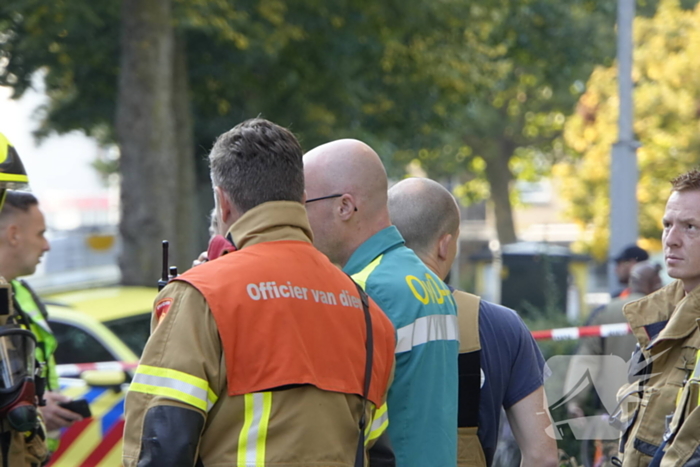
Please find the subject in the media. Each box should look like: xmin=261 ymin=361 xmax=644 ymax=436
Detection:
xmin=0 ymin=80 xmax=108 ymax=203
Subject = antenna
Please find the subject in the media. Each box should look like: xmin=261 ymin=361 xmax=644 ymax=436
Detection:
xmin=158 ymin=240 xmax=169 ymax=291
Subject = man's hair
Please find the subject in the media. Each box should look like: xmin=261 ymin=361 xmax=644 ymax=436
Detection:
xmin=671 ymin=169 xmax=700 ymax=192
xmin=0 ymin=191 xmax=38 ymax=221
xmin=629 ymin=261 xmax=661 ymax=294
xmin=388 ymin=178 xmax=460 ymax=256
xmin=209 ymin=118 xmax=304 ymax=213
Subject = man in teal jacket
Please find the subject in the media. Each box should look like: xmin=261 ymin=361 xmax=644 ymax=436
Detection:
xmin=304 ymin=139 xmax=459 ymax=467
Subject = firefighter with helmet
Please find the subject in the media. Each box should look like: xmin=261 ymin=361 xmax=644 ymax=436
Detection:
xmin=0 ymin=132 xmax=48 ymax=467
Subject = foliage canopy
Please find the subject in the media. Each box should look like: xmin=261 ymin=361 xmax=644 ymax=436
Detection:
xmin=556 ymin=0 xmax=700 ymax=259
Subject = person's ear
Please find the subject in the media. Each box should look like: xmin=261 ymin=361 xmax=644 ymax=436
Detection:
xmin=437 ymin=233 xmax=453 ymax=261
xmin=3 ymin=224 xmax=19 ymax=247
xmin=338 ymin=194 xmax=357 ymax=221
xmin=214 ymin=187 xmax=236 ymax=228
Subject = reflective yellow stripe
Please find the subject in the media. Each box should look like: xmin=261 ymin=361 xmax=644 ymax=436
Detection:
xmin=0 ymin=173 xmax=28 ymax=183
xmin=352 ymin=255 xmax=383 ymax=290
xmin=694 ymin=349 xmax=700 ymax=406
xmin=256 ymin=393 xmax=272 ymax=465
xmin=694 ymin=349 xmax=700 ymax=379
xmin=676 ymin=350 xmax=700 ymax=409
xmin=129 ymin=364 xmax=217 ymax=412
xmin=365 ymin=402 xmax=389 ymax=444
xmin=0 ymin=133 xmax=8 ymax=163
xmin=238 ymin=392 xmax=273 ymax=466
xmin=237 ymin=395 xmax=255 ymax=466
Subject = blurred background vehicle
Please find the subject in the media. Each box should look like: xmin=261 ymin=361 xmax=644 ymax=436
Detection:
xmin=42 ymin=286 xmax=155 ymax=467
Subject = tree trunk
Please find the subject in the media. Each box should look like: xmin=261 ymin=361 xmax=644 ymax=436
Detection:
xmin=116 ymin=0 xmax=178 ymax=285
xmin=172 ymin=34 xmax=198 ymax=271
xmin=484 ymin=139 xmax=518 ymax=245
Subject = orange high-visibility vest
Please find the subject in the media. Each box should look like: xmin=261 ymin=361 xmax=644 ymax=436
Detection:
xmin=177 ymin=240 xmax=395 ymax=407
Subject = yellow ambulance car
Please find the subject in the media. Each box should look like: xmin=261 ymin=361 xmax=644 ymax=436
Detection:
xmin=42 ymin=287 xmax=155 ymax=467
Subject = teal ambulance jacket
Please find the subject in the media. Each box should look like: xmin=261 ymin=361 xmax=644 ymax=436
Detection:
xmin=344 ymin=226 xmax=459 ymax=467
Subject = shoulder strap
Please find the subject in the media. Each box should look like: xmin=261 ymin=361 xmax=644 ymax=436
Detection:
xmin=453 ymin=290 xmax=482 ymax=430
xmin=0 ymin=429 xmax=9 ymax=467
xmin=10 ymin=284 xmax=32 ymax=330
xmin=453 ymin=290 xmax=481 ymax=353
xmin=18 ymin=280 xmax=49 ymax=322
xmin=353 ymin=280 xmax=373 ymax=467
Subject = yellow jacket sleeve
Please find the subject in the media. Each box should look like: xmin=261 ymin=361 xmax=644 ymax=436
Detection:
xmin=122 ymin=281 xmax=224 ymax=467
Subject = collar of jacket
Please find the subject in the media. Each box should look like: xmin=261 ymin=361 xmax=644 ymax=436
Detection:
xmin=226 ymin=201 xmax=313 ymax=250
xmin=342 ymin=225 xmax=404 ymax=275
xmin=624 ymin=280 xmax=700 ymax=349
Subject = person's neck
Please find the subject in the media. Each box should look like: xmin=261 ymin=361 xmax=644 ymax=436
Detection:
xmin=0 ymin=269 xmax=17 ymax=282
xmin=338 ymin=218 xmax=391 ymax=268
xmin=416 ymin=252 xmax=444 ymax=280
xmin=0 ymin=253 xmax=17 ymax=282
xmin=682 ymin=279 xmax=700 ymax=295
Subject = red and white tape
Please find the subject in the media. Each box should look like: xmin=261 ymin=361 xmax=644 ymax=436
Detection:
xmin=530 ymin=322 xmax=631 ymax=341
xmin=57 ymin=323 xmax=632 ymax=377
xmin=57 ymin=361 xmax=138 ymax=378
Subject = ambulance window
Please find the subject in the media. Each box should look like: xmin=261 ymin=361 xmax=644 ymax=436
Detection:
xmin=49 ymin=321 xmax=116 ymax=364
xmin=104 ymin=313 xmax=151 ymax=356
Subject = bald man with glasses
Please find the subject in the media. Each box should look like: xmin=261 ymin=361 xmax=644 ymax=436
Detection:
xmin=304 ymin=139 xmax=459 ymax=467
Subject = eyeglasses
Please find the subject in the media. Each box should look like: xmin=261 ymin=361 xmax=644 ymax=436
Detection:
xmin=305 ymin=194 xmax=342 ymax=204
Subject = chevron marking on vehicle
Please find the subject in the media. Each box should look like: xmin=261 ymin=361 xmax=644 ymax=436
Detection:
xmin=48 ymin=387 xmax=125 ymax=466
xmin=96 ymin=436 xmax=124 ymax=467
xmin=48 ymin=386 xmax=99 ymax=466
xmin=94 ymin=437 xmax=124 ymax=467
xmin=100 ymin=399 xmax=125 ymax=436
xmin=47 ymin=418 xmax=92 ymax=466
xmin=80 ymin=419 xmax=125 ymax=466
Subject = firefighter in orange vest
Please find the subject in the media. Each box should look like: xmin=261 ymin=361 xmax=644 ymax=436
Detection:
xmin=122 ymin=118 xmax=396 ymax=467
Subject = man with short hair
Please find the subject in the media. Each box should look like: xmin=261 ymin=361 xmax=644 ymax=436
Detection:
xmin=613 ymin=245 xmax=649 ymax=298
xmin=304 ymin=140 xmax=459 ymax=467
xmin=0 ymin=133 xmax=50 ymax=466
xmin=0 ymin=191 xmax=83 ymax=440
xmin=387 ymin=177 xmax=558 ymax=467
xmin=123 ymin=119 xmax=396 ymax=466
xmin=616 ymin=169 xmax=700 ymax=466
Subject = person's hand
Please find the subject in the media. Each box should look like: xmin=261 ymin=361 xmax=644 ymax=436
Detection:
xmin=40 ymin=392 xmax=83 ymax=431
xmin=192 ymin=251 xmax=208 ymax=267
xmin=566 ymin=401 xmax=584 ymax=419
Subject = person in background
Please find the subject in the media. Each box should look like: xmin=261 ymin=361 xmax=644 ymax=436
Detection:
xmin=566 ymin=261 xmax=662 ymax=420
xmin=192 ymin=208 xmax=218 ymax=267
xmin=387 ymin=177 xmax=558 ymax=467
xmin=612 ymin=245 xmax=649 ymax=298
xmin=304 ymin=140 xmax=459 ymax=467
xmin=0 ymin=191 xmax=83 ymax=449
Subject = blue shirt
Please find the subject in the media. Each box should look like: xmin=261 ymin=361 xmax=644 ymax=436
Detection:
xmin=476 ymin=300 xmax=546 ymax=466
xmin=344 ymin=226 xmax=459 ymax=467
